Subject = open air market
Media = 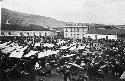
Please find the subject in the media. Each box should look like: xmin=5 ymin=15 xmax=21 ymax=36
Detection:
xmin=1 ymin=0 xmax=125 ymax=81
xmin=0 ymin=35 xmax=125 ymax=81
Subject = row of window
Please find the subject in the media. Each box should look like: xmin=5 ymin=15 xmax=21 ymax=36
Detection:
xmin=66 ymin=34 xmax=84 ymax=37
xmin=1 ymin=32 xmax=47 ymax=36
xmin=65 ymin=28 xmax=88 ymax=32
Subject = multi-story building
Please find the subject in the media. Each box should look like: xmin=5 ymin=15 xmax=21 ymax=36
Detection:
xmin=63 ymin=23 xmax=89 ymax=39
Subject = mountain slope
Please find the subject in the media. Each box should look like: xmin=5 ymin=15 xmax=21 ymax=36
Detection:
xmin=1 ymin=8 xmax=68 ymax=28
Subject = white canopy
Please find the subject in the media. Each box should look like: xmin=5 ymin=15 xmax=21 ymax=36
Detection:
xmin=82 ymin=51 xmax=88 ymax=55
xmin=2 ymin=47 xmax=16 ymax=54
xmin=120 ymin=71 xmax=125 ymax=79
xmin=9 ymin=51 xmax=24 ymax=58
xmin=57 ymin=40 xmax=66 ymax=45
xmin=62 ymin=54 xmax=76 ymax=57
xmin=69 ymin=45 xmax=76 ymax=50
xmin=69 ymin=42 xmax=76 ymax=47
xmin=24 ymin=50 xmax=38 ymax=57
xmin=35 ymin=43 xmax=41 ymax=46
xmin=68 ymin=63 xmax=84 ymax=69
xmin=59 ymin=46 xmax=69 ymax=50
xmin=9 ymin=46 xmax=28 ymax=58
xmin=38 ymin=50 xmax=59 ymax=58
xmin=78 ymin=46 xmax=85 ymax=49
xmin=43 ymin=43 xmax=54 ymax=48
xmin=0 ymin=41 xmax=11 ymax=48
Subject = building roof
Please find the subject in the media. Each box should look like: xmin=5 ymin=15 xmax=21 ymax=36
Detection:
xmin=1 ymin=24 xmax=51 ymax=31
xmin=63 ymin=26 xmax=88 ymax=28
xmin=87 ymin=29 xmax=125 ymax=35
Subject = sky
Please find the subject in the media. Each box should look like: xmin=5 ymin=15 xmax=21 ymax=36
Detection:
xmin=1 ymin=0 xmax=125 ymax=25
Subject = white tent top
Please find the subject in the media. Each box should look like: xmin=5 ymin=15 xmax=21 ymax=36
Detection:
xmin=24 ymin=50 xmax=38 ymax=57
xmin=62 ymin=54 xmax=76 ymax=57
xmin=38 ymin=50 xmax=59 ymax=58
xmin=59 ymin=46 xmax=69 ymax=50
xmin=69 ymin=45 xmax=76 ymax=50
xmin=9 ymin=51 xmax=24 ymax=58
xmin=35 ymin=43 xmax=41 ymax=46
xmin=2 ymin=47 xmax=16 ymax=54
xmin=57 ymin=40 xmax=66 ymax=45
xmin=78 ymin=46 xmax=85 ymax=49
xmin=68 ymin=63 xmax=84 ymax=69
xmin=120 ymin=71 xmax=125 ymax=79
xmin=9 ymin=46 xmax=28 ymax=58
xmin=43 ymin=43 xmax=54 ymax=47
xmin=69 ymin=42 xmax=76 ymax=47
xmin=0 ymin=41 xmax=10 ymax=48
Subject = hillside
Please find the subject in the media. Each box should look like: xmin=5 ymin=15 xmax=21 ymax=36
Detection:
xmin=1 ymin=8 xmax=69 ymax=28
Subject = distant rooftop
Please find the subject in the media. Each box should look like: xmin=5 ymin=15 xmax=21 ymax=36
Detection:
xmin=1 ymin=24 xmax=51 ymax=31
xmin=87 ymin=29 xmax=125 ymax=35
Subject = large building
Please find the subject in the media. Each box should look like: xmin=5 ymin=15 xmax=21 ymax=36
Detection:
xmin=1 ymin=24 xmax=54 ymax=36
xmin=63 ymin=23 xmax=89 ymax=39
xmin=86 ymin=29 xmax=125 ymax=40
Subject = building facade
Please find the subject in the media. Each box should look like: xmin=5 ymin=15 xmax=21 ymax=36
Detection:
xmin=1 ymin=30 xmax=53 ymax=36
xmin=85 ymin=29 xmax=125 ymax=40
xmin=63 ymin=24 xmax=89 ymax=39
xmin=1 ymin=24 xmax=54 ymax=36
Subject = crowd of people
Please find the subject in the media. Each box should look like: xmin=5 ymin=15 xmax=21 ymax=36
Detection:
xmin=0 ymin=35 xmax=125 ymax=81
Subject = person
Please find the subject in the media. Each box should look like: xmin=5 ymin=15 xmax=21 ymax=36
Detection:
xmin=63 ymin=69 xmax=71 ymax=81
xmin=77 ymin=75 xmax=87 ymax=81
xmin=96 ymin=70 xmax=104 ymax=81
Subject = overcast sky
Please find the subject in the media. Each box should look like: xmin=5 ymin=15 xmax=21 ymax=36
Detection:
xmin=2 ymin=0 xmax=125 ymax=25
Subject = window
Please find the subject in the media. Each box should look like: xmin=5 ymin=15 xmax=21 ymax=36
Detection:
xmin=83 ymin=34 xmax=84 ymax=36
xmin=77 ymin=28 xmax=79 ymax=32
xmin=66 ymin=34 xmax=67 ymax=38
xmin=1 ymin=32 xmax=4 ymax=35
xmin=74 ymin=28 xmax=76 ymax=32
xmin=71 ymin=28 xmax=72 ymax=32
xmin=65 ymin=28 xmax=68 ymax=32
xmin=106 ymin=36 xmax=108 ymax=39
xmin=27 ymin=33 xmax=29 ymax=36
xmin=8 ymin=32 xmax=11 ymax=35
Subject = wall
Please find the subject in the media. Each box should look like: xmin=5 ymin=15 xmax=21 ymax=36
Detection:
xmin=1 ymin=31 xmax=53 ymax=36
xmin=86 ymin=34 xmax=117 ymax=40
xmin=63 ymin=26 xmax=88 ymax=39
